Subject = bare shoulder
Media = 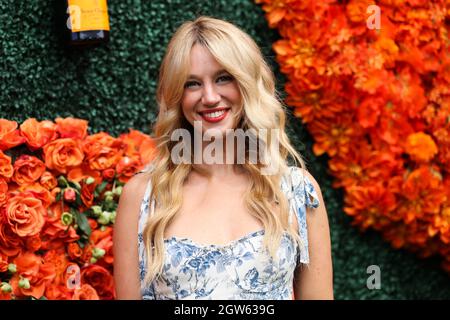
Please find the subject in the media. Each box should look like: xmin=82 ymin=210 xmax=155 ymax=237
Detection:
xmin=121 ymin=172 xmax=151 ymax=205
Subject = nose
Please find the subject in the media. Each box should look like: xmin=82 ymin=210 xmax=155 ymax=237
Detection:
xmin=201 ymin=82 xmax=221 ymax=106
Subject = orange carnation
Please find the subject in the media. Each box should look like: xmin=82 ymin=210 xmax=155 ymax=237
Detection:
xmin=10 ymin=252 xmax=56 ymax=299
xmin=20 ymin=118 xmax=57 ymax=151
xmin=43 ymin=138 xmax=84 ymax=174
xmin=0 ymin=119 xmax=25 ymax=151
xmin=405 ymin=132 xmax=438 ymax=163
xmin=55 ymin=117 xmax=88 ymax=140
xmin=72 ymin=284 xmax=99 ymax=300
xmin=12 ymin=155 xmax=46 ymax=186
xmin=67 ymin=242 xmax=82 ymax=260
xmin=0 ymin=150 xmax=13 ymax=180
xmin=6 ymin=192 xmax=46 ymax=237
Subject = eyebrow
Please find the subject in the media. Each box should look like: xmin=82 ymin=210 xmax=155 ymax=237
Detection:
xmin=187 ymin=69 xmax=229 ymax=80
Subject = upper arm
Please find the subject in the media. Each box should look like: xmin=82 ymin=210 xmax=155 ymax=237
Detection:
xmin=294 ymin=170 xmax=334 ymax=300
xmin=113 ymin=173 xmax=149 ymax=300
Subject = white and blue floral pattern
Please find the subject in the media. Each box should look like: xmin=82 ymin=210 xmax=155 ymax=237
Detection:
xmin=137 ymin=166 xmax=319 ymax=300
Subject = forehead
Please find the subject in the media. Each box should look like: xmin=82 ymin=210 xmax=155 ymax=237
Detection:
xmin=188 ymin=44 xmax=223 ymax=77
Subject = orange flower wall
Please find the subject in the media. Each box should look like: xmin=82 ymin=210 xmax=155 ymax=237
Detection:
xmin=0 ymin=117 xmax=156 ymax=299
xmin=256 ymin=0 xmax=450 ymax=272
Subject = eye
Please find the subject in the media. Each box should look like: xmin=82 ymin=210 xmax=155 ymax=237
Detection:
xmin=217 ymin=75 xmax=234 ymax=83
xmin=184 ymin=81 xmax=200 ymax=89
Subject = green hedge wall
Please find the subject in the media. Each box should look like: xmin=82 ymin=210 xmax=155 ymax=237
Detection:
xmin=1 ymin=0 xmax=449 ymax=299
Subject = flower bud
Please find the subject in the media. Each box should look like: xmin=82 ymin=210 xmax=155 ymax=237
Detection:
xmin=110 ymin=210 xmax=117 ymax=224
xmin=18 ymin=278 xmax=30 ymax=289
xmin=8 ymin=263 xmax=16 ymax=273
xmin=104 ymin=191 xmax=114 ymax=198
xmin=1 ymin=282 xmax=12 ymax=293
xmin=92 ymin=247 xmax=106 ymax=259
xmin=90 ymin=257 xmax=98 ymax=264
xmin=113 ymin=186 xmax=123 ymax=197
xmin=91 ymin=205 xmax=103 ymax=217
xmin=61 ymin=212 xmax=73 ymax=226
xmin=85 ymin=176 xmax=95 ymax=185
xmin=98 ymin=211 xmax=112 ymax=225
xmin=63 ymin=188 xmax=76 ymax=202
xmin=57 ymin=175 xmax=68 ymax=188
xmin=71 ymin=181 xmax=81 ymax=191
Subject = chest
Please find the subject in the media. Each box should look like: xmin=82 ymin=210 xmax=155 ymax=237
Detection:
xmin=164 ymin=178 xmax=266 ymax=245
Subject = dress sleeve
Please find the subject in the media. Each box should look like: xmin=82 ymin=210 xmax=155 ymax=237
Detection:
xmin=288 ymin=166 xmax=320 ymax=265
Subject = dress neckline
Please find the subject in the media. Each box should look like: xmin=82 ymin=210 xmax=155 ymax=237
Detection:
xmin=163 ymin=229 xmax=266 ymax=250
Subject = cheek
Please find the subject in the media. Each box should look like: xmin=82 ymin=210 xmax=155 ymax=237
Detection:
xmin=181 ymin=93 xmax=197 ymax=116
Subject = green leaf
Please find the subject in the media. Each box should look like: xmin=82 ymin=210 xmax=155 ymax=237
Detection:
xmin=72 ymin=209 xmax=91 ymax=240
xmin=96 ymin=181 xmax=109 ymax=195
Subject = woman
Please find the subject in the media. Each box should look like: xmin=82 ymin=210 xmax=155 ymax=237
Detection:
xmin=113 ymin=16 xmax=333 ymax=300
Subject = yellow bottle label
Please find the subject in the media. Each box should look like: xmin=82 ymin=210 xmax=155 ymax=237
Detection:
xmin=67 ymin=0 xmax=110 ymax=32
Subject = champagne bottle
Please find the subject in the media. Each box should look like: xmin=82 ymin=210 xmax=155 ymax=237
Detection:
xmin=64 ymin=0 xmax=110 ymax=46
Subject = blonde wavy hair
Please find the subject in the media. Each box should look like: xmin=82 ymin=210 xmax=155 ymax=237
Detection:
xmin=142 ymin=16 xmax=307 ymax=285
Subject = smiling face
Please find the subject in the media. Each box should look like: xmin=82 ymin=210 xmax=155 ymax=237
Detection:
xmin=181 ymin=44 xmax=242 ymax=135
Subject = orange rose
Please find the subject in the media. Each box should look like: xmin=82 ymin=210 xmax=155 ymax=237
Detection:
xmin=0 ymin=222 xmax=23 ymax=257
xmin=80 ymin=179 xmax=96 ymax=208
xmin=45 ymin=284 xmax=73 ymax=300
xmin=118 ymin=130 xmax=157 ymax=166
xmin=6 ymin=192 xmax=46 ymax=237
xmin=43 ymin=249 xmax=71 ymax=286
xmin=40 ymin=171 xmax=58 ymax=190
xmin=116 ymin=156 xmax=141 ymax=181
xmin=26 ymin=234 xmax=42 ymax=252
xmin=12 ymin=155 xmax=46 ymax=185
xmin=102 ymin=168 xmax=115 ymax=180
xmin=79 ymin=244 xmax=93 ymax=265
xmin=0 ymin=177 xmax=8 ymax=206
xmin=10 ymin=252 xmax=55 ymax=299
xmin=0 ymin=119 xmax=25 ymax=151
xmin=20 ymin=118 xmax=57 ymax=151
xmin=43 ymin=138 xmax=84 ymax=174
xmin=0 ymin=150 xmax=13 ymax=179
xmin=72 ymin=284 xmax=99 ymax=300
xmin=17 ymin=182 xmax=54 ymax=209
xmin=82 ymin=133 xmax=123 ymax=171
xmin=67 ymin=164 xmax=102 ymax=184
xmin=55 ymin=117 xmax=88 ymax=140
xmin=67 ymin=242 xmax=82 ymax=260
xmin=81 ymin=264 xmax=115 ymax=300
xmin=139 ymin=137 xmax=157 ymax=165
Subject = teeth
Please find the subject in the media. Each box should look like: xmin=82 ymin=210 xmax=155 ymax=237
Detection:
xmin=202 ymin=110 xmax=225 ymax=118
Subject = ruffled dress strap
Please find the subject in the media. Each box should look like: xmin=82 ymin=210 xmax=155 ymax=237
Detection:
xmin=283 ymin=166 xmax=320 ymax=265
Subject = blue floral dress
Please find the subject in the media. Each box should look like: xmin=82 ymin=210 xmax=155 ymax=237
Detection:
xmin=137 ymin=166 xmax=319 ymax=300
